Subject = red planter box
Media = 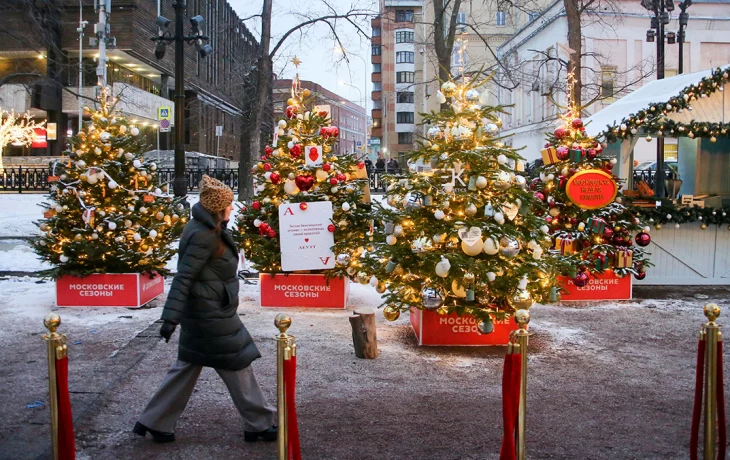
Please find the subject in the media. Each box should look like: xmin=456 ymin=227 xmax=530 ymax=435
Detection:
xmin=410 ymin=308 xmax=519 ymax=346
xmin=259 ymin=273 xmax=349 ymax=309
xmin=558 ymin=270 xmax=632 ymax=301
xmin=56 ymin=273 xmax=164 ymax=308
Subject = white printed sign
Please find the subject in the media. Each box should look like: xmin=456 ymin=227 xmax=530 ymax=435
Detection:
xmin=279 ymin=201 xmax=335 ymax=271
xmin=305 ymin=145 xmax=323 ymax=167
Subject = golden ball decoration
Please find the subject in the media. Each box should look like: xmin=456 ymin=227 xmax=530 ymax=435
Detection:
xmin=436 ymin=306 xmax=449 ymax=315
xmin=655 ymin=224 xmax=662 ymax=230
xmin=701 ymin=223 xmax=708 ymax=230
xmin=514 ymin=309 xmax=531 ymax=327
xmin=704 ymin=303 xmax=721 ymax=322
xmin=376 ymin=282 xmax=387 ymax=294
xmin=356 ymin=271 xmax=370 ymax=285
xmin=383 ymin=306 xmax=400 ymax=321
xmin=274 ymin=313 xmax=292 ymax=333
xmin=302 ymin=89 xmax=311 ymax=97
xmin=40 ymin=223 xmax=50 ymax=232
xmin=463 ymin=272 xmax=476 ymax=284
xmin=510 ymin=289 xmax=534 ymax=309
xmin=44 ymin=312 xmax=62 ymax=333
xmin=74 ymin=234 xmax=83 ymax=242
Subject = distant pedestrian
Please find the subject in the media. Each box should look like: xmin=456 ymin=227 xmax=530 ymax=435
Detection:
xmin=134 ymin=175 xmax=276 ymax=444
xmin=375 ymin=158 xmax=385 ymax=172
xmin=364 ymin=158 xmax=373 ymax=173
xmin=387 ymin=158 xmax=399 ymax=172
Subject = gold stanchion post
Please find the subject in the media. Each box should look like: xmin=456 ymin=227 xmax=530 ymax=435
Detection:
xmin=514 ymin=309 xmax=531 ymax=460
xmin=275 ymin=314 xmax=292 ymax=460
xmin=43 ymin=313 xmax=63 ymax=460
xmin=703 ymin=303 xmax=721 ymax=460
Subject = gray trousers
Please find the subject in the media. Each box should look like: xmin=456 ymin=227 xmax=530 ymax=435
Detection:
xmin=138 ymin=360 xmax=277 ymax=433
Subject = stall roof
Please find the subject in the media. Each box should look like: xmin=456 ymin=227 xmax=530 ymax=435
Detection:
xmin=585 ymin=66 xmax=729 ymax=137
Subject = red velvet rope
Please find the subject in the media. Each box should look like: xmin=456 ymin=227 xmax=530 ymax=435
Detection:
xmin=717 ymin=342 xmax=726 ymax=460
xmin=511 ymin=353 xmax=522 ymax=446
xmin=500 ymin=351 xmax=516 ymax=460
xmin=690 ymin=339 xmax=705 ymax=460
xmin=285 ymin=355 xmax=301 ymax=460
xmin=55 ymin=356 xmax=76 ymax=460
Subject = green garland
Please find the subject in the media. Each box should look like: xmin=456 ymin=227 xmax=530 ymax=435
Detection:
xmin=633 ymin=203 xmax=730 ymax=228
xmin=601 ymin=65 xmax=730 ymax=143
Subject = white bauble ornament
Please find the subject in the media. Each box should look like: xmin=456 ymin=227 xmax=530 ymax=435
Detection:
xmin=149 ymin=230 xmax=158 ymax=239
xmin=131 ymin=127 xmax=140 ymax=136
xmin=133 ymin=159 xmax=143 ymax=168
xmin=108 ymin=222 xmax=117 ymax=230
xmin=494 ymin=212 xmax=505 ymax=225
xmin=369 ymin=276 xmax=378 ymax=287
xmin=483 ymin=237 xmax=499 ymax=255
xmin=125 ymin=152 xmax=135 ymax=161
xmin=94 ymin=147 xmax=102 ymax=155
xmin=315 ymin=169 xmax=328 ymax=182
xmin=133 ymin=233 xmax=142 ymax=241
xmin=393 ymin=225 xmax=404 ymax=236
xmin=283 ymin=181 xmax=300 ymax=195
xmin=434 ymin=210 xmax=445 ymax=220
xmin=100 ymin=131 xmax=111 ymax=141
xmin=435 ymin=256 xmax=451 ymax=278
xmin=486 ymin=272 xmax=497 ymax=282
xmin=253 ymin=219 xmax=263 ymax=228
xmin=475 ymin=176 xmax=488 ymax=189
xmin=60 ymin=255 xmax=69 ymax=263
xmin=497 ymin=154 xmax=508 ymax=165
xmin=87 ymin=174 xmax=98 ymax=184
xmin=577 ymin=222 xmax=586 ymax=232
xmin=342 ymin=202 xmax=351 ymax=212
xmin=76 ymin=160 xmax=87 ymax=168
xmin=461 ymin=238 xmax=484 ymax=256
xmin=465 ymin=203 xmax=478 ymax=216
xmin=128 ymin=205 xmax=136 ymax=211
xmin=55 ymin=205 xmax=63 ymax=213
xmin=386 ymin=235 xmax=397 ymax=246
xmin=540 ymin=225 xmax=550 ymax=234
xmin=92 ymin=233 xmax=99 ymax=240
xmin=278 ymin=120 xmax=287 ymax=128
xmin=119 ymin=125 xmax=127 ymax=134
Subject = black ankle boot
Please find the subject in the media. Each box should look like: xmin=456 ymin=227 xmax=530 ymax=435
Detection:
xmin=244 ymin=425 xmax=278 ymax=442
xmin=133 ymin=422 xmax=176 ymax=443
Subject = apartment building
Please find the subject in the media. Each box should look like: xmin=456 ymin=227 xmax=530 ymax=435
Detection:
xmin=0 ymin=0 xmax=258 ymax=162
xmin=371 ymin=0 xmax=549 ymax=164
xmin=273 ymin=79 xmax=367 ymax=157
xmin=496 ymin=0 xmax=730 ymax=162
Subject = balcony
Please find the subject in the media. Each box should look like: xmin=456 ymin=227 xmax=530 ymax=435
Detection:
xmin=371 ymin=109 xmax=382 ymax=119
xmin=372 ymin=73 xmax=382 ymax=82
xmin=371 ymin=91 xmax=382 ymax=100
xmin=384 ymin=0 xmax=423 ymax=6
xmin=371 ymin=36 xmax=382 ymax=45
xmin=371 ymin=55 xmax=382 ymax=64
xmin=371 ymin=127 xmax=383 ymax=137
xmin=371 ymin=16 xmax=381 ymax=27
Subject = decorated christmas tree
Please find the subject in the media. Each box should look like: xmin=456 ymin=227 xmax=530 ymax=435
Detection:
xmin=535 ymin=88 xmax=651 ymax=285
xmin=368 ymin=79 xmax=558 ymax=330
xmin=232 ymin=60 xmax=372 ymax=279
xmin=33 ymin=94 xmax=186 ymax=278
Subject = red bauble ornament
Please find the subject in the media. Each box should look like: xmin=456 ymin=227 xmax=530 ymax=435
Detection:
xmin=634 ymin=271 xmax=647 ymax=280
xmin=358 ymin=161 xmax=365 ymax=169
xmin=329 ymin=178 xmax=338 ymax=186
xmin=323 ymin=163 xmax=332 ymax=172
xmin=544 ymin=143 xmax=551 ymax=148
xmin=603 ymin=227 xmax=614 ymax=239
xmin=299 ymin=202 xmax=308 ymax=210
xmin=290 ymin=144 xmax=302 ymax=158
xmin=327 ymin=224 xmax=336 ymax=232
xmin=264 ymin=146 xmax=273 ymax=156
xmin=294 ymin=175 xmax=315 ymax=191
xmin=336 ymin=173 xmax=347 ymax=183
xmin=554 ymin=127 xmax=568 ymax=139
xmin=330 ymin=127 xmax=339 ymax=137
xmin=263 ymin=163 xmax=272 ymax=171
xmin=586 ymin=148 xmax=598 ymax=159
xmin=556 ymin=146 xmax=570 ymax=160
xmin=571 ymin=118 xmax=584 ymax=129
xmin=570 ymin=217 xmax=578 ymax=225
xmin=252 ymin=201 xmax=261 ymax=211
xmin=573 ymin=271 xmax=589 ymax=287
xmin=320 ymin=127 xmax=330 ymax=137
xmin=267 ymin=230 xmax=277 ymax=238
xmin=635 ymin=232 xmax=651 ymax=247
xmin=612 ymin=235 xmax=625 ymax=246
xmin=270 ymin=173 xmax=281 ymax=185
xmin=534 ymin=192 xmax=545 ymax=201
xmin=259 ymin=225 xmax=268 ymax=236
xmin=285 ymin=105 xmax=298 ymax=119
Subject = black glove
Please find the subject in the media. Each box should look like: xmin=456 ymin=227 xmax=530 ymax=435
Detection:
xmin=160 ymin=321 xmax=177 ymax=343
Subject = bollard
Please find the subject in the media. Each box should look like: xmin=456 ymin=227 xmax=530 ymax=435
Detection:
xmin=513 ymin=309 xmax=531 ymax=460
xmin=275 ymin=314 xmax=291 ymax=460
xmin=43 ymin=312 xmax=74 ymax=460
xmin=704 ymin=304 xmax=720 ymax=460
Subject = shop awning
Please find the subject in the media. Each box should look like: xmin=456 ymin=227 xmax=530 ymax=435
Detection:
xmin=586 ymin=65 xmax=730 ymax=138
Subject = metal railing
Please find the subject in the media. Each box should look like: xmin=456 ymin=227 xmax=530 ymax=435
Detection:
xmin=0 ymin=167 xmax=395 ymax=194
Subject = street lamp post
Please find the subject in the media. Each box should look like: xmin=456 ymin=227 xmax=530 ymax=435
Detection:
xmin=677 ymin=0 xmax=692 ymax=74
xmin=151 ymin=3 xmax=213 ymax=198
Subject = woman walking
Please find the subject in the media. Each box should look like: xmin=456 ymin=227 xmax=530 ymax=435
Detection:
xmin=134 ymin=175 xmax=277 ymax=443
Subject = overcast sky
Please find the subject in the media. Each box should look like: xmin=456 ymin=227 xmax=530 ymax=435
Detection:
xmin=229 ymin=0 xmax=376 ymax=110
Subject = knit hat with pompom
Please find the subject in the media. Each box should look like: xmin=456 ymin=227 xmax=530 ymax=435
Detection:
xmin=199 ymin=175 xmax=234 ymax=213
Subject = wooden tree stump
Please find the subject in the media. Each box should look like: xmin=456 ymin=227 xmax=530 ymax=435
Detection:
xmin=349 ymin=308 xmax=378 ymax=359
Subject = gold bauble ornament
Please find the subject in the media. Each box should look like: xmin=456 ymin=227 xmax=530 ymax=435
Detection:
xmin=383 ymin=306 xmax=400 ymax=321
xmin=376 ymin=282 xmax=387 ymax=294
xmin=655 ymin=224 xmax=662 ymax=230
xmin=357 ymin=272 xmax=370 ymax=285
xmin=451 ymin=279 xmax=467 ymax=298
xmin=701 ymin=223 xmax=708 ymax=230
xmin=74 ymin=234 xmax=83 ymax=242
xmin=287 ymin=98 xmax=296 ymax=106
xmin=323 ymin=145 xmax=332 ymax=153
xmin=463 ymin=272 xmax=476 ymax=284
xmin=436 ymin=306 xmax=449 ymax=315
xmin=302 ymin=89 xmax=311 ymax=97
xmin=510 ymin=289 xmax=534 ymax=309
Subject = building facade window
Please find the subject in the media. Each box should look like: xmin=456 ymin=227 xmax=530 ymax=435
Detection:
xmin=373 ymin=63 xmax=382 ymax=73
xmin=372 ymin=45 xmax=381 ymax=56
xmin=372 ymin=118 xmax=382 ymax=128
xmin=600 ymin=66 xmax=616 ymax=101
xmin=395 ymin=9 xmax=414 ymax=22
xmin=398 ymin=132 xmax=414 ymax=144
xmin=457 ymin=11 xmax=466 ymax=26
xmin=372 ymin=100 xmax=383 ymax=109
xmin=396 ymin=112 xmax=414 ymax=123
xmin=396 ymin=51 xmax=415 ymax=63
xmin=496 ymin=11 xmax=506 ymax=26
xmin=396 ymin=31 xmax=414 ymax=43
xmin=397 ymin=91 xmax=414 ymax=103
xmin=372 ymin=27 xmax=381 ymax=37
xmin=372 ymin=81 xmax=382 ymax=91
xmin=396 ymin=71 xmax=415 ymax=83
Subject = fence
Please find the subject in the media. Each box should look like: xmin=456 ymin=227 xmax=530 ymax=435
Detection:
xmin=0 ymin=167 xmax=395 ymax=194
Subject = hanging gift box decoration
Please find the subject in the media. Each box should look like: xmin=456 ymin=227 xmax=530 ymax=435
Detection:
xmin=569 ymin=148 xmax=585 ymax=162
xmin=594 ymin=252 xmax=610 ymax=271
xmin=586 ymin=217 xmax=606 ymax=234
xmin=540 ymin=147 xmax=560 ymax=165
xmin=614 ymin=249 xmax=633 ymax=268
xmin=555 ymin=236 xmax=577 ymax=255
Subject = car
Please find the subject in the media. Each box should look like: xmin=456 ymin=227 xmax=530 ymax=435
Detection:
xmin=635 ymin=160 xmax=679 ymax=179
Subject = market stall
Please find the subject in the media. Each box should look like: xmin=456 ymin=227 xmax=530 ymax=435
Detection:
xmin=586 ymin=64 xmax=730 ymax=285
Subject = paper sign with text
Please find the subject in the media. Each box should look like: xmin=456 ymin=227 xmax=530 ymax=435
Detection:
xmin=279 ymin=201 xmax=335 ymax=271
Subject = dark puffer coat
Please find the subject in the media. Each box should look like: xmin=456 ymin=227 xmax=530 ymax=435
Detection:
xmin=161 ymin=203 xmax=260 ymax=371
